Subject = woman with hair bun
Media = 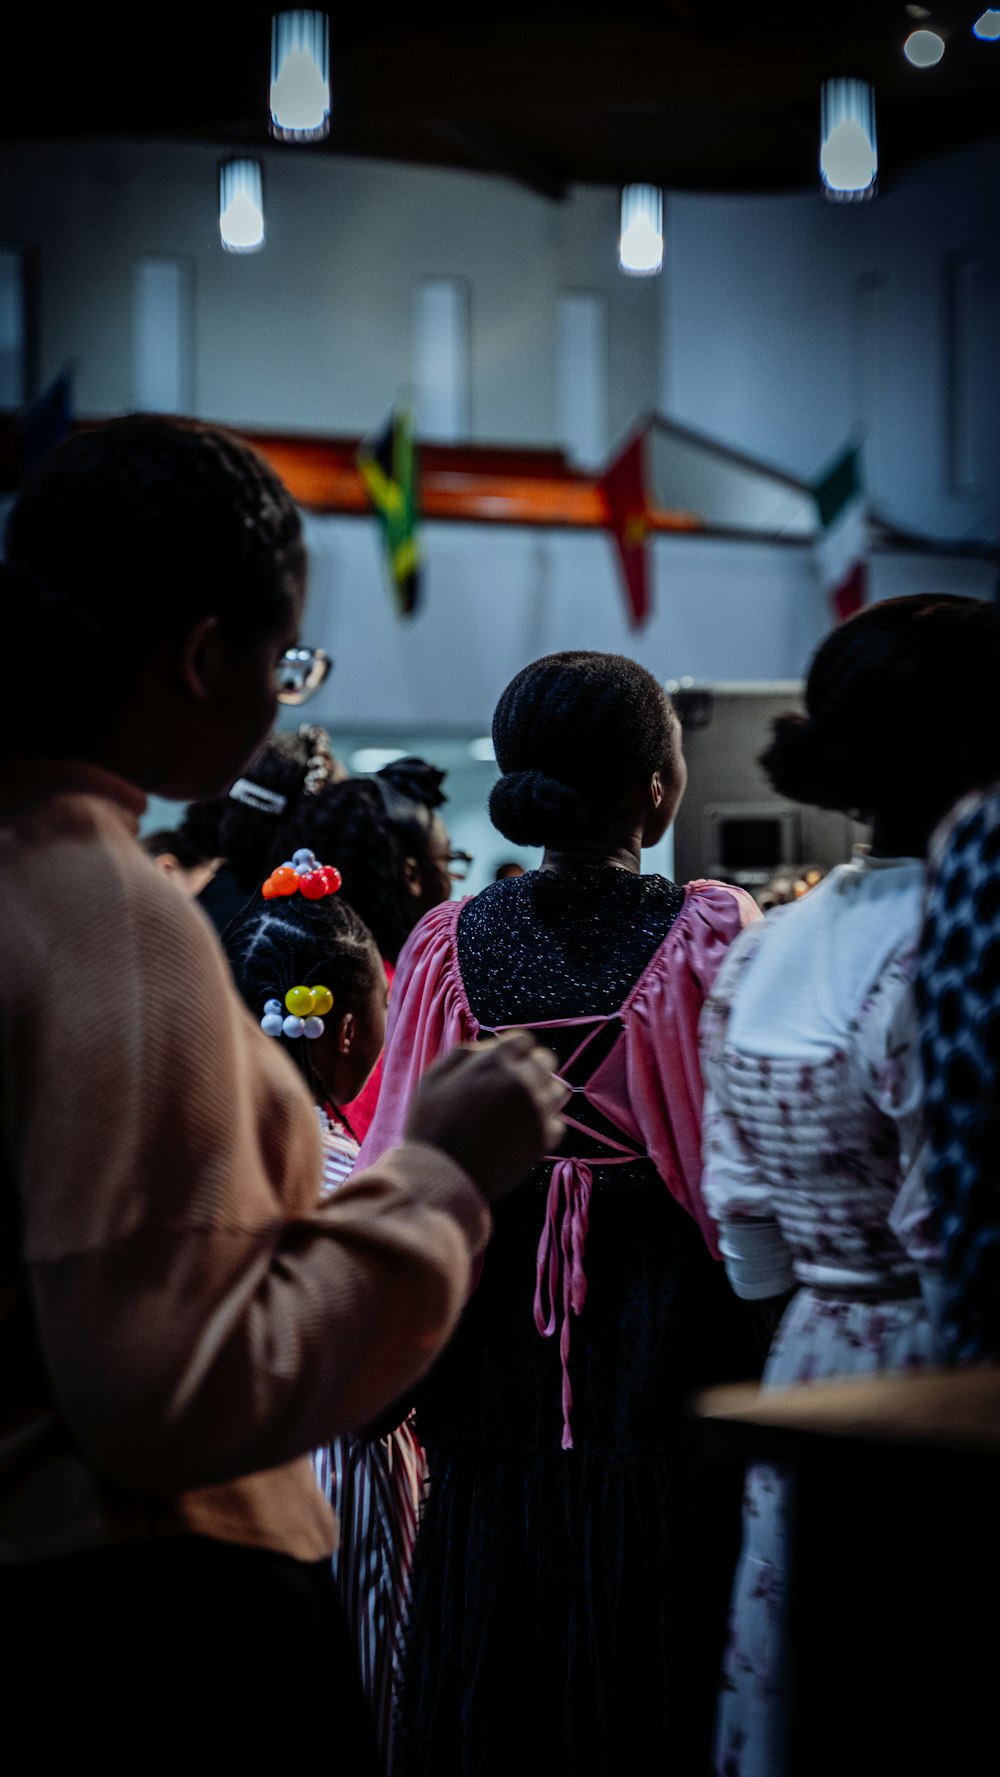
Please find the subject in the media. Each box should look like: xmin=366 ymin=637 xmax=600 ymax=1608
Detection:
xmin=358 ymin=649 xmax=763 ymax=1775
xmin=700 ymin=593 xmax=1000 ymax=1777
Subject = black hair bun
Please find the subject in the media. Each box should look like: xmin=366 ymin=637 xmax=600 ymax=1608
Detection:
xmin=760 ymin=713 xmax=861 ymax=813
xmin=379 ymin=756 xmax=447 ymax=811
xmin=489 ymin=769 xmax=590 ymax=846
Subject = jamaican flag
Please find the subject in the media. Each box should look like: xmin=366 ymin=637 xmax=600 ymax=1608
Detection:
xmin=356 ymin=408 xmax=422 ymax=617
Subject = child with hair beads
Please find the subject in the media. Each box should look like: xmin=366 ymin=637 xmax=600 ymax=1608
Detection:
xmin=222 ymin=851 xmax=424 ymax=1767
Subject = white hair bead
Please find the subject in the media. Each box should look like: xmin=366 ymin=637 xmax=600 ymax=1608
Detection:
xmin=261 ymin=1013 xmax=284 ymax=1036
xmin=282 ymin=1014 xmax=306 ymax=1037
xmin=302 ymin=1016 xmax=325 ymax=1039
xmin=264 ymin=998 xmax=282 ymax=1016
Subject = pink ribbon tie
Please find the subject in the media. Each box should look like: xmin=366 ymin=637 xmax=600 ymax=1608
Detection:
xmin=533 ymin=1158 xmax=593 ymax=1450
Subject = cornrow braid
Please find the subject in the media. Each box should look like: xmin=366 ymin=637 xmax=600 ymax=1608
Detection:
xmin=221 ymin=889 xmax=381 ymax=1115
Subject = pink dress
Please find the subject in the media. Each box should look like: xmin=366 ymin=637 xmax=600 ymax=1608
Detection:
xmin=358 ymin=872 xmax=762 ymax=1776
xmin=359 ymin=883 xmax=759 ymax=1245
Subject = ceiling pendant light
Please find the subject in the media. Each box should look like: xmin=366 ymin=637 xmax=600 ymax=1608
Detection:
xmin=973 ymin=10 xmax=1000 ymax=38
xmin=269 ymin=11 xmax=330 ymax=141
xmin=619 ymin=185 xmax=663 ymax=277
xmin=219 ymin=158 xmax=265 ymax=253
xmin=819 ymin=80 xmax=878 ymax=203
xmin=904 ymin=28 xmax=946 ymax=65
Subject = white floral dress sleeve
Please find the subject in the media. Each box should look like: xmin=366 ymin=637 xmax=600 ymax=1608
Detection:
xmin=855 ymin=942 xmax=945 ymax=1334
xmin=698 ymin=922 xmax=797 ymax=1301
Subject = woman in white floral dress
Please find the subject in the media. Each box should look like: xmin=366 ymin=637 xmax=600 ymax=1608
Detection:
xmin=698 ymin=594 xmax=1000 ymax=1777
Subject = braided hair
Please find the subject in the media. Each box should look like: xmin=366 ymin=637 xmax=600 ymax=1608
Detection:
xmin=489 ymin=652 xmax=679 ymax=847
xmin=761 ymin=594 xmax=1000 ymax=836
xmin=277 ymin=757 xmax=448 ymax=964
xmin=202 ymin=724 xmax=342 ymax=895
xmin=1 ymin=414 xmax=305 ymax=757
xmin=221 ymin=888 xmax=381 ymax=1120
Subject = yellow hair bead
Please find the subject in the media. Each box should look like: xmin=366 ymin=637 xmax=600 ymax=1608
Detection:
xmin=310 ymin=986 xmax=334 ymax=1017
xmin=285 ymin=985 xmax=316 ymax=1017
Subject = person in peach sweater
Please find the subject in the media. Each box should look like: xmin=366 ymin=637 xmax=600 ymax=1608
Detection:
xmin=0 ymin=415 xmax=564 ymax=1760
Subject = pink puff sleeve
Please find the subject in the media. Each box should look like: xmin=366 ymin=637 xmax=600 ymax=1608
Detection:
xmin=623 ymin=881 xmax=761 ymax=1258
xmin=356 ymin=899 xmax=480 ymax=1171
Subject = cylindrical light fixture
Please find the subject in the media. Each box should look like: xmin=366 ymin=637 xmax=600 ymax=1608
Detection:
xmin=903 ymin=28 xmax=945 ymax=65
xmin=619 ymin=185 xmax=663 ymax=276
xmin=219 ymin=158 xmax=265 ymax=253
xmin=973 ymin=9 xmax=1000 ymax=39
xmin=819 ymin=80 xmax=878 ymax=202
xmin=269 ymin=10 xmax=330 ymax=141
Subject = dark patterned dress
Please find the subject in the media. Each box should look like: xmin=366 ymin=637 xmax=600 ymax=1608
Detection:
xmin=918 ymin=787 xmax=1000 ymax=1363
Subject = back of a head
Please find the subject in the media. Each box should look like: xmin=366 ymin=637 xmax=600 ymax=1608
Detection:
xmin=213 ymin=724 xmax=341 ymax=892
xmin=761 ymin=594 xmax=1000 ymax=836
xmin=142 ymin=826 xmax=216 ymax=871
xmin=489 ymin=651 xmax=677 ymax=848
xmin=221 ymin=884 xmax=378 ymax=1095
xmin=1 ymin=414 xmax=304 ymax=757
xmin=277 ymin=757 xmax=447 ymax=964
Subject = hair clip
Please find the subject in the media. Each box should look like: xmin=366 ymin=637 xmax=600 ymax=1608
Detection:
xmin=261 ymin=984 xmax=334 ymax=1040
xmin=262 ymin=849 xmax=343 ymax=901
xmin=299 ymin=725 xmax=335 ymax=796
xmin=229 ymin=778 xmax=288 ymax=815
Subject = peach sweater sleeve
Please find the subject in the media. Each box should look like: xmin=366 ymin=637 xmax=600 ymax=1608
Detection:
xmin=2 ymin=792 xmax=489 ymax=1500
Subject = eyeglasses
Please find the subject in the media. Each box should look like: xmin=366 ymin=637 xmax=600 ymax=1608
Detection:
xmin=276 ymin=647 xmax=332 ymax=706
xmin=444 ymin=850 xmax=473 ymax=881
xmin=426 ymin=847 xmax=473 ymax=882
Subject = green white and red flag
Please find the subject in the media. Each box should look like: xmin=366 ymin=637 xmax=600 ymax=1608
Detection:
xmin=812 ymin=443 xmax=868 ymax=623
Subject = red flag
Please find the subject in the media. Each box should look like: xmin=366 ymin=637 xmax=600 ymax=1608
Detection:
xmin=598 ymin=427 xmax=652 ymax=630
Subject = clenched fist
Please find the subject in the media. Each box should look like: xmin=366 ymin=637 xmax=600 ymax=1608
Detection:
xmin=405 ymin=1030 xmax=567 ymax=1205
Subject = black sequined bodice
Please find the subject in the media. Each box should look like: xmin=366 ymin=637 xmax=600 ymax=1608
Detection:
xmin=457 ymin=867 xmax=686 ymax=1184
xmin=457 ymin=867 xmax=685 ymax=1027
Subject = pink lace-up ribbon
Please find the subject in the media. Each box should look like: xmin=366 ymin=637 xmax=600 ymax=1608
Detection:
xmin=533 ymin=1157 xmax=594 ymax=1450
xmin=488 ymin=1013 xmax=644 ymax=1452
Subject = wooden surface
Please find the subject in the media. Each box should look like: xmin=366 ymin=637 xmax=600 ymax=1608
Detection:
xmin=695 ymin=1364 xmax=1000 ymax=1456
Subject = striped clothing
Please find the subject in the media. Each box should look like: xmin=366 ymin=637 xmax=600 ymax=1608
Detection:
xmin=314 ymin=1113 xmax=428 ymax=1767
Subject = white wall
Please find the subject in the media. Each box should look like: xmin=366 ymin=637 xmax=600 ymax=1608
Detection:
xmin=0 ymin=139 xmax=656 ymax=448
xmin=299 ymin=511 xmax=995 ymax=732
xmin=1 ymin=132 xmax=996 ymax=736
xmin=660 ymin=140 xmax=1000 ymax=543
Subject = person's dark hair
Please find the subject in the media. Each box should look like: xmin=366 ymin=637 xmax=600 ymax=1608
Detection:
xmin=277 ymin=757 xmax=447 ymax=964
xmin=0 ymin=414 xmax=305 ymax=756
xmin=489 ymin=651 xmax=678 ymax=847
xmin=141 ymin=825 xmax=218 ymax=871
xmin=174 ymin=795 xmax=228 ymax=866
xmin=201 ymin=724 xmax=342 ymax=894
xmin=761 ymin=595 xmax=1000 ymax=833
xmin=221 ymin=889 xmax=381 ymax=1111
